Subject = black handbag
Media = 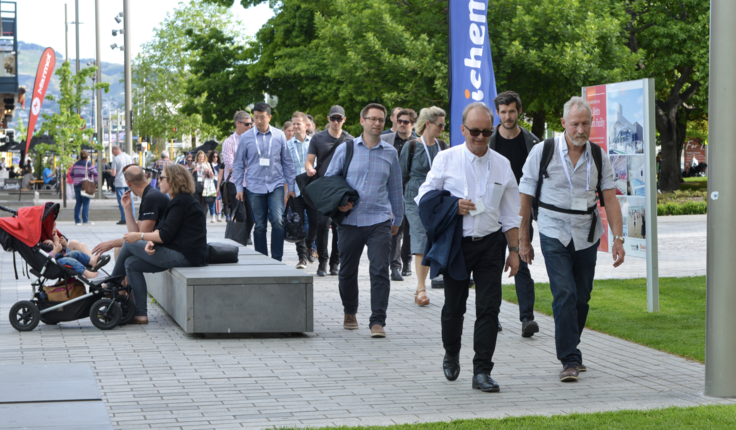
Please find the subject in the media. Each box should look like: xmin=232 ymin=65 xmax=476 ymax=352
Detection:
xmin=224 ymin=200 xmax=250 ymax=246
xmin=206 ymin=242 xmax=239 ymax=264
xmin=295 ymin=132 xmax=347 ymax=209
xmin=282 ymin=197 xmax=306 ymax=243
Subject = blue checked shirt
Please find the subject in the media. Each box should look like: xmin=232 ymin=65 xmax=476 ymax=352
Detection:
xmin=233 ymin=125 xmax=296 ymax=194
xmin=286 ymin=135 xmax=310 ymax=196
xmin=325 ymin=135 xmax=404 ymax=227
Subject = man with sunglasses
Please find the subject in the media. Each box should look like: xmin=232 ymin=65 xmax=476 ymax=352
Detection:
xmin=305 ymin=105 xmax=354 ymax=277
xmin=489 ymin=91 xmax=541 ymax=338
xmin=381 ymin=108 xmax=418 ymax=281
xmin=416 ymin=102 xmax=521 ymax=392
xmin=382 ymin=107 xmax=403 ymax=135
xmin=221 ymin=110 xmax=254 ymax=240
xmin=111 ymin=145 xmax=135 ymax=225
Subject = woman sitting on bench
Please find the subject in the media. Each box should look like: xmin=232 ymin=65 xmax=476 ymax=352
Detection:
xmin=109 ymin=164 xmax=208 ymax=324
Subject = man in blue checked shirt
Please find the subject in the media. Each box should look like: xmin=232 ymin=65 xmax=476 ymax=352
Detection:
xmin=234 ymin=102 xmax=297 ymax=261
xmin=286 ymin=111 xmax=319 ymax=270
xmin=325 ymin=103 xmax=404 ymax=339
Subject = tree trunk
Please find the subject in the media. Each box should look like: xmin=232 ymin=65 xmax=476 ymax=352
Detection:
xmin=656 ymin=101 xmax=681 ymax=193
xmin=675 ymin=109 xmax=689 ymax=184
xmin=530 ymin=110 xmax=546 ymax=141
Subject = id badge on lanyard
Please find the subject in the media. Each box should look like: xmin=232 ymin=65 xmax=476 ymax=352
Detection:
xmin=257 ymin=133 xmax=272 ymax=167
xmin=560 ymin=140 xmax=591 ymax=211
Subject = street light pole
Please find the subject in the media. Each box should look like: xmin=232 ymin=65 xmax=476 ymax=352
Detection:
xmin=64 ymin=4 xmax=68 ymax=63
xmin=705 ymin=0 xmax=736 ymax=398
xmin=123 ymin=0 xmax=133 ymax=155
xmin=95 ymin=0 xmax=103 ymax=199
xmin=75 ymin=0 xmax=80 ymax=114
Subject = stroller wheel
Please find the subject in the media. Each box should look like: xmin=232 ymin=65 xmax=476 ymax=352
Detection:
xmin=89 ymin=298 xmax=121 ymax=330
xmin=9 ymin=301 xmax=40 ymax=332
xmin=118 ymin=295 xmax=136 ymax=326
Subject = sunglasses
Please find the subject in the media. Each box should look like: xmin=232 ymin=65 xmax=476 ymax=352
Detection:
xmin=329 ymin=116 xmax=344 ymax=122
xmin=159 ymin=176 xmax=168 ymax=181
xmin=239 ymin=121 xmax=253 ymax=127
xmin=122 ymin=163 xmax=138 ymax=172
xmin=465 ymin=127 xmax=493 ymax=137
xmin=432 ymin=122 xmax=446 ymax=129
xmin=397 ymin=119 xmax=413 ymax=126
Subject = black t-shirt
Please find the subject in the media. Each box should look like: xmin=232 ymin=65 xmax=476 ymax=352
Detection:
xmin=139 ymin=185 xmax=170 ymax=222
xmin=495 ymin=132 xmax=528 ymax=184
xmin=307 ymin=130 xmax=354 ymax=177
xmin=155 ymin=193 xmax=208 ymax=266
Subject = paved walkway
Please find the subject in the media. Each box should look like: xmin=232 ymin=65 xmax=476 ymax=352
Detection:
xmin=0 ymin=215 xmax=728 ymax=430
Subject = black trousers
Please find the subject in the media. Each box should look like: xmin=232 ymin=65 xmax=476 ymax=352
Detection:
xmin=227 ymin=182 xmax=254 ymax=239
xmin=337 ymin=220 xmax=392 ymax=328
xmin=292 ymin=195 xmax=319 ymax=260
xmin=316 ymin=214 xmax=340 ymax=267
xmin=390 ymin=215 xmax=412 ymax=270
xmin=442 ymin=229 xmax=504 ymax=375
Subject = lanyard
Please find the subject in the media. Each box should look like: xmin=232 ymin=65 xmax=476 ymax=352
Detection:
xmin=256 ymin=130 xmax=273 ymax=159
xmin=463 ymin=152 xmax=491 ymax=199
xmin=559 ymin=137 xmax=591 ymax=191
xmin=420 ymin=136 xmax=434 ymax=168
xmin=291 ymin=138 xmax=307 ymax=167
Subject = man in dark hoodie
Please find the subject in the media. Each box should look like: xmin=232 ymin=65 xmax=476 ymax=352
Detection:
xmin=416 ymin=102 xmax=520 ymax=393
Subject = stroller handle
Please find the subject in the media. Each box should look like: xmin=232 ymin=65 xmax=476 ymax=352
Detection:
xmin=0 ymin=205 xmax=17 ymax=216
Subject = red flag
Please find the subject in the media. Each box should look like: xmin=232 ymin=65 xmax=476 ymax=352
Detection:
xmin=26 ymin=48 xmax=56 ymax=154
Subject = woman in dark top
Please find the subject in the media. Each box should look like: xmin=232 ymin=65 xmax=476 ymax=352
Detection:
xmin=70 ymin=150 xmax=99 ymax=225
xmin=110 ymin=164 xmax=207 ymax=324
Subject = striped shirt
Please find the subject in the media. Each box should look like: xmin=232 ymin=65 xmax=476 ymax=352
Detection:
xmin=222 ymin=131 xmax=246 ymax=186
xmin=286 ymin=135 xmax=310 ymax=196
xmin=70 ymin=160 xmax=98 ymax=186
xmin=325 ymin=135 xmax=404 ymax=227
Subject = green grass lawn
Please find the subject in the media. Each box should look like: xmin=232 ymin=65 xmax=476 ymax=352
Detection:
xmin=502 ymin=276 xmax=706 ymax=362
xmin=295 ymin=404 xmax=736 ymax=430
xmin=681 ymin=177 xmax=707 ymax=191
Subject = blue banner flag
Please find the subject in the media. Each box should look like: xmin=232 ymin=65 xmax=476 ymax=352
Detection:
xmin=448 ymin=0 xmax=499 ymax=146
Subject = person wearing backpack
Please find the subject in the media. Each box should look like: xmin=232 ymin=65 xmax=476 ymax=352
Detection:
xmin=518 ymin=96 xmax=626 ymax=383
xmin=490 ymin=91 xmax=541 ymax=337
xmin=324 ymin=103 xmax=404 ymax=338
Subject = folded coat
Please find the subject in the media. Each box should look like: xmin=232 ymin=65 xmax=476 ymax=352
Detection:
xmin=418 ymin=189 xmax=467 ymax=281
xmin=302 ymin=140 xmax=359 ymax=224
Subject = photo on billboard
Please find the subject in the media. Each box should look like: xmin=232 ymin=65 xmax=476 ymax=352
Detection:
xmin=611 ymin=155 xmax=627 ymax=195
xmin=607 ymin=88 xmax=644 ymax=155
xmin=627 ymin=155 xmax=646 ymax=197
xmin=618 ymin=196 xmax=628 ymax=237
xmin=627 ymin=197 xmax=646 ymax=240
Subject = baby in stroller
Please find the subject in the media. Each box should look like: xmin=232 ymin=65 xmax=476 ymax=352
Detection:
xmin=41 ymin=228 xmax=110 ymax=279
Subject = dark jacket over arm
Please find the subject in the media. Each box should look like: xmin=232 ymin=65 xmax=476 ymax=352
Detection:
xmin=156 ymin=193 xmax=208 ymax=266
xmin=418 ymin=189 xmax=467 ymax=281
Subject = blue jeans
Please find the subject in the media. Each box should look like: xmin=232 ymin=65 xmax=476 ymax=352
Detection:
xmin=73 ymin=185 xmax=91 ymax=224
xmin=246 ymin=186 xmax=285 ymax=261
xmin=111 ymin=241 xmax=191 ymax=316
xmin=58 ymin=250 xmax=91 ymax=276
xmin=115 ymin=186 xmax=135 ymax=222
xmin=539 ymin=233 xmax=599 ymax=366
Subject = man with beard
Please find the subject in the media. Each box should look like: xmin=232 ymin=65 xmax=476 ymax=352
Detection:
xmin=518 ymin=97 xmax=625 ymax=383
xmin=489 ymin=91 xmax=540 ymax=337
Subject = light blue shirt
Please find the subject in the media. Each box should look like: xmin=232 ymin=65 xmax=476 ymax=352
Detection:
xmin=286 ymin=135 xmax=310 ymax=196
xmin=325 ymin=135 xmax=404 ymax=227
xmin=233 ymin=125 xmax=296 ymax=194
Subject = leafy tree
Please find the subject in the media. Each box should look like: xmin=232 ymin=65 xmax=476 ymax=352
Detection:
xmin=488 ymin=0 xmax=640 ymax=139
xmin=622 ymin=0 xmax=709 ymax=192
xmin=132 ymin=0 xmax=233 ymax=152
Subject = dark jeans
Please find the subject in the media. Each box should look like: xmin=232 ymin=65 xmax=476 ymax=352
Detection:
xmin=73 ymin=185 xmax=90 ymax=224
xmin=111 ymin=241 xmax=191 ymax=316
xmin=337 ymin=220 xmax=392 ymax=328
xmin=316 ymin=215 xmax=340 ymax=266
xmin=501 ymin=224 xmax=536 ymax=322
xmin=292 ymin=195 xmax=319 ymax=260
xmin=247 ymin=186 xmax=285 ymax=261
xmin=227 ymin=182 xmax=254 ymax=238
xmin=539 ymin=233 xmax=599 ymax=366
xmin=442 ymin=230 xmax=504 ymax=375
xmin=390 ymin=215 xmax=412 ymax=270
xmin=116 ymin=186 xmax=134 ymax=222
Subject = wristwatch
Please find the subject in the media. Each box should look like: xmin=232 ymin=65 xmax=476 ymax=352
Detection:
xmin=613 ymin=235 xmax=625 ymax=244
xmin=508 ymin=246 xmax=519 ymax=253
xmin=141 ymin=232 xmax=145 ymax=241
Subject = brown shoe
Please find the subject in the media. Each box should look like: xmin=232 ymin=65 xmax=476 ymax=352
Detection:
xmin=559 ymin=364 xmax=580 ymax=382
xmin=130 ymin=316 xmax=148 ymax=325
xmin=579 ymin=364 xmax=587 ymax=372
xmin=415 ymin=289 xmax=430 ymax=306
xmin=343 ymin=314 xmax=358 ymax=330
xmin=370 ymin=325 xmax=386 ymax=338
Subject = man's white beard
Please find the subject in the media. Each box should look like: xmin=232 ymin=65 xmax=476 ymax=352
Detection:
xmin=572 ymin=137 xmax=587 ymax=146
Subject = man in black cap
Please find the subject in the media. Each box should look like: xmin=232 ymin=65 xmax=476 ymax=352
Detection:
xmin=306 ymin=105 xmax=354 ymax=276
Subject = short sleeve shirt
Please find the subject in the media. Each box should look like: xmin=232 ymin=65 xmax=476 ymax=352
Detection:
xmin=139 ymin=185 xmax=170 ymax=222
xmin=307 ymin=130 xmax=354 ymax=178
xmin=111 ymin=152 xmax=133 ymax=188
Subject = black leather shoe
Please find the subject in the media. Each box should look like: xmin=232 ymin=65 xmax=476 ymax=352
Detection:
xmin=317 ymin=263 xmax=327 ymax=277
xmin=391 ymin=267 xmax=404 ymax=281
xmin=472 ymin=373 xmax=500 ymax=392
xmin=443 ymin=353 xmax=460 ymax=381
xmin=498 ymin=322 xmax=503 ymax=332
xmin=307 ymin=250 xmax=315 ymax=263
xmin=401 ymin=268 xmax=412 ymax=277
xmin=521 ymin=319 xmax=539 ymax=338
xmin=329 ymin=264 xmax=339 ymax=276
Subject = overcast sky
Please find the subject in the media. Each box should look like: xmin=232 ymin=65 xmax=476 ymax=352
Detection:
xmin=17 ymin=0 xmax=273 ymax=63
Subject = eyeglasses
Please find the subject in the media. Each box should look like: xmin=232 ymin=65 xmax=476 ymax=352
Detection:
xmin=159 ymin=176 xmax=168 ymax=181
xmin=432 ymin=122 xmax=446 ymax=129
xmin=239 ymin=121 xmax=253 ymax=127
xmin=397 ymin=119 xmax=413 ymax=126
xmin=329 ymin=116 xmax=344 ymax=122
xmin=363 ymin=117 xmax=385 ymax=124
xmin=464 ymin=127 xmax=493 ymax=137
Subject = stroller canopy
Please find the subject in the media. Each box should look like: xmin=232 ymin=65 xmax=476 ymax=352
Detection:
xmin=0 ymin=203 xmax=59 ymax=248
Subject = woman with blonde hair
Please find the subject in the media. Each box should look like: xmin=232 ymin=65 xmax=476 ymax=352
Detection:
xmin=192 ymin=150 xmax=215 ymax=217
xmin=110 ymin=164 xmax=208 ymax=324
xmin=400 ymin=106 xmax=447 ymax=306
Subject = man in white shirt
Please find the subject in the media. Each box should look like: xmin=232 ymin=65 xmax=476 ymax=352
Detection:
xmin=110 ymin=145 xmax=135 ymax=225
xmin=416 ymin=102 xmax=520 ymax=393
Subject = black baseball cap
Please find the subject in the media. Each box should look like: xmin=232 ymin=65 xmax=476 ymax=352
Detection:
xmin=328 ymin=105 xmax=346 ymax=118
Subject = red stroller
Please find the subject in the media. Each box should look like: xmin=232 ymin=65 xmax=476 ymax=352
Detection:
xmin=2 ymin=202 xmax=133 ymax=331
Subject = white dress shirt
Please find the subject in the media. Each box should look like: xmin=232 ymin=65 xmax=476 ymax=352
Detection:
xmin=416 ymin=144 xmax=521 ymax=237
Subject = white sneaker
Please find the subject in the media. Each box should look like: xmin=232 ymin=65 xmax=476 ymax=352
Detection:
xmin=216 ymin=215 xmax=222 ymax=222
xmin=210 ymin=218 xmax=215 ymax=223
xmin=84 ymin=222 xmax=94 ymax=226
xmin=75 ymin=223 xmax=82 ymax=226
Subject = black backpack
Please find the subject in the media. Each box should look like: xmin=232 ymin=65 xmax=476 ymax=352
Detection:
xmin=403 ymin=138 xmax=447 ymax=188
xmin=532 ymin=138 xmax=604 ymax=221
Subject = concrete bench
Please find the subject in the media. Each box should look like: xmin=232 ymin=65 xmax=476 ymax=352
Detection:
xmin=145 ymin=240 xmax=313 ymax=334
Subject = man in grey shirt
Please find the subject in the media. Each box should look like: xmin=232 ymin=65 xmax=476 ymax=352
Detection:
xmin=518 ymin=96 xmax=625 ymax=383
xmin=110 ymin=145 xmax=135 ymax=225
